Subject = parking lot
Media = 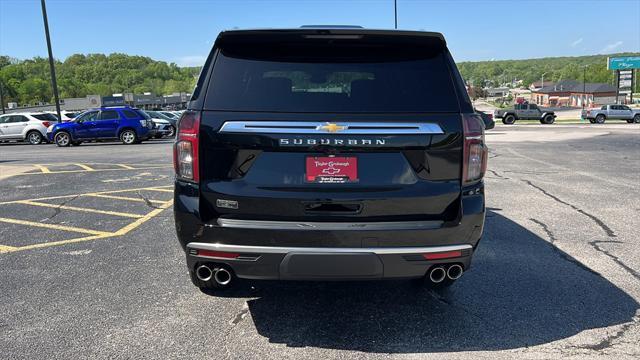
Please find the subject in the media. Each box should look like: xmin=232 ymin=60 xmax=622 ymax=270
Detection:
xmin=1 ymin=125 xmax=639 ymax=359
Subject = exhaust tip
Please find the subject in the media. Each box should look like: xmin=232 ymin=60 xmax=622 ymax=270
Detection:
xmin=447 ymin=264 xmax=464 ymax=280
xmin=429 ymin=266 xmax=446 ymax=283
xmin=196 ymin=265 xmax=213 ymax=282
xmin=214 ymin=267 xmax=232 ymax=286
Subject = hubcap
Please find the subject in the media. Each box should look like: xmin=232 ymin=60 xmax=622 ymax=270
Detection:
xmin=29 ymin=133 xmax=41 ymax=144
xmin=123 ymin=131 xmax=135 ymax=143
xmin=56 ymin=133 xmax=69 ymax=146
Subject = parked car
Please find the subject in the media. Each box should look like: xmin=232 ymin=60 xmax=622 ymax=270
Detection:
xmin=174 ymin=27 xmax=487 ymax=293
xmin=494 ymin=103 xmax=556 ymax=124
xmin=159 ymin=111 xmax=180 ymax=120
xmin=145 ymin=110 xmax=176 ymax=137
xmin=475 ymin=109 xmax=495 ymax=130
xmin=47 ymin=106 xmax=154 ymax=147
xmin=0 ymin=112 xmax=57 ymax=145
xmin=581 ymin=104 xmax=640 ymax=124
xmin=46 ymin=110 xmax=78 ymax=122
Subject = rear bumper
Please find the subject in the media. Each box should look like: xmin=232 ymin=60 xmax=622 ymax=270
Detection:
xmin=186 ymin=242 xmax=473 ymax=280
xmin=174 ymin=181 xmax=485 ymax=280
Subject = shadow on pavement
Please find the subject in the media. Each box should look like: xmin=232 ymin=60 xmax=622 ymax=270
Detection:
xmin=209 ymin=210 xmax=638 ymax=352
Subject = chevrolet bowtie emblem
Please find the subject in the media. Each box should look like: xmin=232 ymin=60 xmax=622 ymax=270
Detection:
xmin=318 ymin=123 xmax=347 ymax=133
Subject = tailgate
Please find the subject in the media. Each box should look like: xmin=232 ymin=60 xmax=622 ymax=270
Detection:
xmin=198 ymin=111 xmax=463 ymax=223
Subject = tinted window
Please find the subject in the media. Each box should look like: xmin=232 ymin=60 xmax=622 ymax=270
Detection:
xmin=205 ymin=52 xmax=459 ymax=113
xmin=32 ymin=113 xmax=59 ymax=121
xmin=10 ymin=115 xmax=28 ymax=123
xmin=621 ymin=105 xmax=630 ymax=111
xmin=99 ymin=110 xmax=120 ymax=120
xmin=122 ymin=110 xmax=139 ymax=119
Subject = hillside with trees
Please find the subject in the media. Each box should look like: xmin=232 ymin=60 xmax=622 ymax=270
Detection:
xmin=1 ymin=52 xmax=639 ymax=107
xmin=457 ymin=52 xmax=640 ymax=90
xmin=0 ymin=54 xmax=200 ymax=106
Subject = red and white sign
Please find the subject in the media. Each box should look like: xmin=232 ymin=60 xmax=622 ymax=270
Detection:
xmin=305 ymin=156 xmax=358 ymax=183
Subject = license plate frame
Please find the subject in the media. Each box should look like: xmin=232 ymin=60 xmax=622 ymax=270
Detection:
xmin=305 ymin=156 xmax=358 ymax=184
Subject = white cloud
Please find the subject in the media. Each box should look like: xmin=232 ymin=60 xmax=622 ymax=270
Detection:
xmin=174 ymin=55 xmax=206 ymax=67
xmin=601 ymin=41 xmax=623 ymax=53
xmin=570 ymin=38 xmax=583 ymax=47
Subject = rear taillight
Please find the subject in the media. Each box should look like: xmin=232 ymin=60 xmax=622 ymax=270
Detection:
xmin=173 ymin=111 xmax=200 ymax=182
xmin=462 ymin=114 xmax=488 ymax=184
xmin=42 ymin=121 xmax=51 ymax=127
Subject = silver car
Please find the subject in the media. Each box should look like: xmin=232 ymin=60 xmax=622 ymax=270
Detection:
xmin=0 ymin=112 xmax=58 ymax=145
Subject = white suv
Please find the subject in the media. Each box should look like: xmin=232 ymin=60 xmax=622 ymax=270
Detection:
xmin=0 ymin=112 xmax=58 ymax=145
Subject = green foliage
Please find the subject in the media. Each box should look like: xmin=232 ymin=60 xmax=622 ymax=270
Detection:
xmin=0 ymin=53 xmax=200 ymax=105
xmin=458 ymin=52 xmax=640 ymax=90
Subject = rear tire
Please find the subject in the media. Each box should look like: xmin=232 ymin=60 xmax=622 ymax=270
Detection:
xmin=26 ymin=130 xmax=43 ymax=145
xmin=540 ymin=115 xmax=555 ymax=124
xmin=633 ymin=114 xmax=640 ymax=123
xmin=54 ymin=131 xmax=71 ymax=147
xmin=595 ymin=114 xmax=606 ymax=124
xmin=167 ymin=125 xmax=176 ymax=137
xmin=502 ymin=114 xmax=516 ymax=125
xmin=120 ymin=129 xmax=137 ymax=145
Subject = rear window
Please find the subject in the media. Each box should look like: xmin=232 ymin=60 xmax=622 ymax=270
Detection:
xmin=32 ymin=113 xmax=59 ymax=121
xmin=205 ymin=52 xmax=459 ymax=113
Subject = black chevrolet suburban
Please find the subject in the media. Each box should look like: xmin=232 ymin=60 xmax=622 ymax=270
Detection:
xmin=173 ymin=27 xmax=487 ymax=293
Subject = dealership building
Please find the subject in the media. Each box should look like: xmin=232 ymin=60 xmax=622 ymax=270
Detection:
xmin=4 ymin=92 xmax=190 ymax=114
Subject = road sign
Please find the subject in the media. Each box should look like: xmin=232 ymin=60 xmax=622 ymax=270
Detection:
xmin=608 ymin=56 xmax=640 ymax=70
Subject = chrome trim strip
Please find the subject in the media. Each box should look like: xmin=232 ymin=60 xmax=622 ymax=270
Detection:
xmin=187 ymin=242 xmax=473 ymax=255
xmin=218 ymin=121 xmax=444 ymax=135
xmin=215 ymin=218 xmax=443 ymax=231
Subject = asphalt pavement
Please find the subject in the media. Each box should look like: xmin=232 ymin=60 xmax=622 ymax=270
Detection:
xmin=1 ymin=125 xmax=639 ymax=359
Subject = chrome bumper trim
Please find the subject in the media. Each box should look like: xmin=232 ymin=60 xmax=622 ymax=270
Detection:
xmin=215 ymin=218 xmax=443 ymax=231
xmin=187 ymin=242 xmax=473 ymax=255
xmin=218 ymin=121 xmax=444 ymax=135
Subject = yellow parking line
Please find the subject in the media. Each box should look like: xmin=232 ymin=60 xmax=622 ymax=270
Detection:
xmin=0 ymin=244 xmax=18 ymax=253
xmin=1 ymin=199 xmax=174 ymax=253
xmin=113 ymin=200 xmax=173 ymax=235
xmin=3 ymin=234 xmax=112 ymax=253
xmin=75 ymin=163 xmax=95 ymax=171
xmin=13 ymin=165 xmax=171 ymax=176
xmin=145 ymin=188 xmax=174 ymax=193
xmin=15 ymin=200 xmax=144 ymax=219
xmin=0 ymin=217 xmax=111 ymax=236
xmin=0 ymin=185 xmax=173 ymax=205
xmin=34 ymin=164 xmax=51 ymax=174
xmin=117 ymin=164 xmax=135 ymax=169
xmin=86 ymin=193 xmax=166 ymax=204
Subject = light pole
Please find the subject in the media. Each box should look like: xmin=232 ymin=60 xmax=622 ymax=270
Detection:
xmin=40 ymin=0 xmax=61 ymax=122
xmin=582 ymin=65 xmax=587 ymax=110
xmin=394 ymin=0 xmax=398 ymax=29
xmin=0 ymin=80 xmax=5 ymax=114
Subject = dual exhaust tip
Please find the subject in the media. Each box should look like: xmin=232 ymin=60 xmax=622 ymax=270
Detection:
xmin=196 ymin=264 xmax=232 ymax=286
xmin=428 ymin=264 xmax=463 ymax=283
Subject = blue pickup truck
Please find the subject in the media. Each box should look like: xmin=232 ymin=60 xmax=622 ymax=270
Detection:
xmin=47 ymin=106 xmax=155 ymax=146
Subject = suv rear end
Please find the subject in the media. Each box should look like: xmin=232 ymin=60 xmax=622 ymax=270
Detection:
xmin=173 ymin=28 xmax=487 ymax=292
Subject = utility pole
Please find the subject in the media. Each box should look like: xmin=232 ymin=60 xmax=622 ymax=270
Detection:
xmin=40 ymin=0 xmax=61 ymax=122
xmin=394 ymin=0 xmax=398 ymax=29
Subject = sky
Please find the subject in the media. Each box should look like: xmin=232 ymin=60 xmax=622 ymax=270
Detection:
xmin=1 ymin=0 xmax=639 ymax=66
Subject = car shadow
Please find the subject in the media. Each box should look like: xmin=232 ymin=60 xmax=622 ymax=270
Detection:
xmin=205 ymin=210 xmax=638 ymax=352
